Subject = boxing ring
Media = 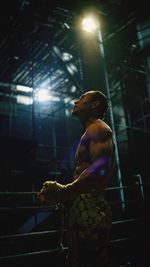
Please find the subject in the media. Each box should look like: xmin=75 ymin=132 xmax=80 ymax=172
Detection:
xmin=0 ymin=175 xmax=149 ymax=266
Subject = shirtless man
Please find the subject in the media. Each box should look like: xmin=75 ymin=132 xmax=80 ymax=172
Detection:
xmin=37 ymin=90 xmax=115 ymax=267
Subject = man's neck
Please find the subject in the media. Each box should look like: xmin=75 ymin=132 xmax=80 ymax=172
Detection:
xmin=80 ymin=117 xmax=99 ymax=129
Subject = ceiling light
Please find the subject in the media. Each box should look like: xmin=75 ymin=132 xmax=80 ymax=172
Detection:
xmin=81 ymin=17 xmax=98 ymax=33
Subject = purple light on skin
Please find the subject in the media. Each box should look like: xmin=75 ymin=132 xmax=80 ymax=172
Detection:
xmin=87 ymin=156 xmax=109 ymax=175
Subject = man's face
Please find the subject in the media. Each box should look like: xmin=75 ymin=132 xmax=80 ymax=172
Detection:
xmin=72 ymin=92 xmax=94 ymax=117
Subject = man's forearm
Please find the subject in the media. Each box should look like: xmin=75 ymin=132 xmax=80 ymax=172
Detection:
xmin=38 ymin=156 xmax=109 ymax=204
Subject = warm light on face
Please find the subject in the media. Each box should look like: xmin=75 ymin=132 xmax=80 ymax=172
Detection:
xmin=81 ymin=17 xmax=98 ymax=33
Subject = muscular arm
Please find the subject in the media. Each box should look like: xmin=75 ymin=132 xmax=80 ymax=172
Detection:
xmin=70 ymin=124 xmax=114 ymax=193
xmin=37 ymin=123 xmax=115 ymax=204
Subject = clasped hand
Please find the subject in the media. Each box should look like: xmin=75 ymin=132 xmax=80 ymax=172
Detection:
xmin=37 ymin=180 xmax=65 ymax=205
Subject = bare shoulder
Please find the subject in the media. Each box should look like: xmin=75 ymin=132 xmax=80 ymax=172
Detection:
xmin=87 ymin=120 xmax=112 ymax=141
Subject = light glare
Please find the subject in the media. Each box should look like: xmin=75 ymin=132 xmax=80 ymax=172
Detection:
xmin=17 ymin=95 xmax=33 ymax=105
xmin=82 ymin=17 xmax=98 ymax=33
xmin=35 ymin=89 xmax=50 ymax=102
xmin=16 ymin=85 xmax=33 ymax=93
xmin=62 ymin=52 xmax=73 ymax=61
xmin=34 ymin=88 xmax=60 ymax=102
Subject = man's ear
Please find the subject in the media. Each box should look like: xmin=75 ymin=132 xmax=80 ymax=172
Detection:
xmin=92 ymin=101 xmax=99 ymax=109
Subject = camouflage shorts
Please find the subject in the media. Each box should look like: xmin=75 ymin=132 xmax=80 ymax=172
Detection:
xmin=68 ymin=190 xmax=112 ymax=242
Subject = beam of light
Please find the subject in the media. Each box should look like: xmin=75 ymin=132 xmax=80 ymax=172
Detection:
xmin=18 ymin=211 xmax=52 ymax=233
xmin=34 ymin=88 xmax=60 ymax=102
xmin=16 ymin=84 xmax=33 ymax=93
xmin=34 ymin=88 xmax=51 ymax=102
xmin=16 ymin=95 xmax=33 ymax=105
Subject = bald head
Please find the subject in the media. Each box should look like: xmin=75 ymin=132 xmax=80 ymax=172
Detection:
xmin=86 ymin=90 xmax=109 ymax=119
xmin=72 ymin=90 xmax=109 ymax=120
